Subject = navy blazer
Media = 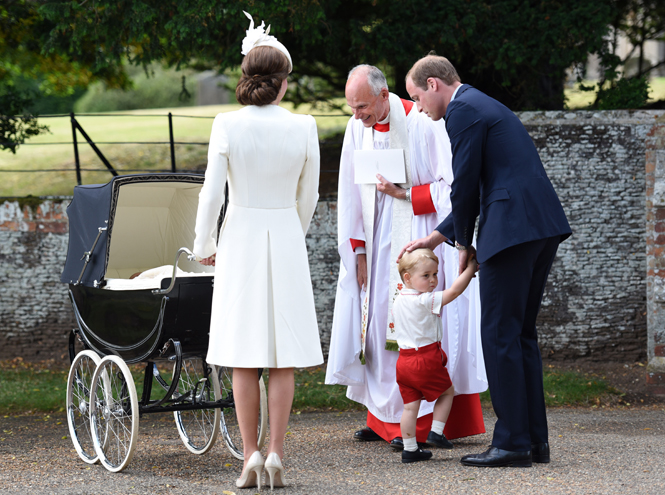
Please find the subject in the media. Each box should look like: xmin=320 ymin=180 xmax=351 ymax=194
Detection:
xmin=436 ymin=85 xmax=571 ymax=263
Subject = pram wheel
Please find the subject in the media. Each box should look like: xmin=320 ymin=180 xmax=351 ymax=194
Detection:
xmin=173 ymin=358 xmax=221 ymax=454
xmin=66 ymin=350 xmax=102 ymax=464
xmin=218 ymin=366 xmax=268 ymax=460
xmin=90 ymin=355 xmax=139 ymax=473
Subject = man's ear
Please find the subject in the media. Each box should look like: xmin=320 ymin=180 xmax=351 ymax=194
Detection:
xmin=427 ymin=77 xmax=438 ymax=92
xmin=379 ymin=88 xmax=390 ymax=100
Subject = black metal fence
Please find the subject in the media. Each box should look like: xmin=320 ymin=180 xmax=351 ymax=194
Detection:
xmin=0 ymin=111 xmax=346 ymax=187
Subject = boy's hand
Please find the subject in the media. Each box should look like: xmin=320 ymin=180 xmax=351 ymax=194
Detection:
xmin=459 ymin=245 xmax=477 ymax=276
xmin=469 ymin=257 xmax=479 ymax=273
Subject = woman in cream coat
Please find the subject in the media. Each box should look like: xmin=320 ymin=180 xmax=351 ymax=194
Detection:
xmin=193 ymin=32 xmax=323 ymax=489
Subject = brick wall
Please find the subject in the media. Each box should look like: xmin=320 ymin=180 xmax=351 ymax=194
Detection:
xmin=645 ymin=116 xmax=665 ymax=393
xmin=2 ymin=110 xmax=664 ymax=364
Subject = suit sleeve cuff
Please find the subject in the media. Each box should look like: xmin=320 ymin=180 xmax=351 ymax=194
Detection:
xmin=411 ymin=184 xmax=437 ymax=216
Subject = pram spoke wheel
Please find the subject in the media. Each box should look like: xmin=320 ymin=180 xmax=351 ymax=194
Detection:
xmin=66 ymin=350 xmax=102 ymax=464
xmin=173 ymin=359 xmax=221 ymax=454
xmin=218 ymin=367 xmax=268 ymax=460
xmin=90 ymin=356 xmax=139 ymax=473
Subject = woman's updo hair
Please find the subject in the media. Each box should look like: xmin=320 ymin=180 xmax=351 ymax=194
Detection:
xmin=236 ymin=46 xmax=290 ymax=106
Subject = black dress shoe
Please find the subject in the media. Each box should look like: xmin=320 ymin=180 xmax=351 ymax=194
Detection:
xmin=354 ymin=427 xmax=382 ymax=441
xmin=402 ymin=448 xmax=433 ymax=463
xmin=460 ymin=446 xmax=532 ymax=468
xmin=426 ymin=431 xmax=454 ymax=449
xmin=531 ymin=442 xmax=550 ymax=463
xmin=390 ymin=437 xmax=404 ymax=451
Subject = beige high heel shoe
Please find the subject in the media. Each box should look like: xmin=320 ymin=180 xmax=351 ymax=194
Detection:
xmin=236 ymin=451 xmax=264 ymax=489
xmin=264 ymin=452 xmax=286 ymax=490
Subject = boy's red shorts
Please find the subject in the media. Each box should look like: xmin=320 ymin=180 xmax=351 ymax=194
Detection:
xmin=396 ymin=342 xmax=453 ymax=404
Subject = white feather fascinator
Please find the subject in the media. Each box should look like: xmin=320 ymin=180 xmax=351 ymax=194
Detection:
xmin=241 ymin=11 xmax=293 ymax=73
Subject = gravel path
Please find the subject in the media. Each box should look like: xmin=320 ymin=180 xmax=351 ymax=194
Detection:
xmin=1 ymin=407 xmax=664 ymax=494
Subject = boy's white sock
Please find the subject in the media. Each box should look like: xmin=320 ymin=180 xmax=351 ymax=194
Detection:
xmin=431 ymin=420 xmax=445 ymax=436
xmin=403 ymin=437 xmax=418 ymax=452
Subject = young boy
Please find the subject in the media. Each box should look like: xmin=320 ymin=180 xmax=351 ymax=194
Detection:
xmin=393 ymin=248 xmax=478 ymax=463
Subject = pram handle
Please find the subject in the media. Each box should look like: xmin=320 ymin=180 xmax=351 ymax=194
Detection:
xmin=152 ymin=247 xmax=200 ymax=295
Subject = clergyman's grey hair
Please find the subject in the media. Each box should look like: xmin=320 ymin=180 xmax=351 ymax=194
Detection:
xmin=347 ymin=65 xmax=389 ymax=96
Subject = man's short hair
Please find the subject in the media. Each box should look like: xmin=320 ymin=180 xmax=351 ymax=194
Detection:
xmin=348 ymin=65 xmax=389 ymax=96
xmin=398 ymin=248 xmax=439 ymax=282
xmin=407 ymin=55 xmax=460 ymax=89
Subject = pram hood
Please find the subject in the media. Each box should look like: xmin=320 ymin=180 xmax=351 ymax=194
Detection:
xmin=61 ymin=173 xmax=211 ymax=287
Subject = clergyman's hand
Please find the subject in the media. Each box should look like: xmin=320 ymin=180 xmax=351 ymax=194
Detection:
xmin=376 ymin=174 xmax=407 ymax=200
xmin=357 ymin=253 xmax=368 ymax=291
xmin=397 ymin=231 xmax=448 ymax=262
xmin=458 ymin=245 xmax=477 ymax=276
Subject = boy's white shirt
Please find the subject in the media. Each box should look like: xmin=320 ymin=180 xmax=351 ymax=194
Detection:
xmin=392 ymin=288 xmax=445 ymax=350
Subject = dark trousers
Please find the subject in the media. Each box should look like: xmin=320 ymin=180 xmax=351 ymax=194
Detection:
xmin=479 ymin=236 xmax=560 ymax=452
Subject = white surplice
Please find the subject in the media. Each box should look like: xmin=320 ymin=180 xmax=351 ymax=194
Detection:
xmin=325 ymin=98 xmax=487 ymax=423
xmin=193 ymin=105 xmax=324 ymax=369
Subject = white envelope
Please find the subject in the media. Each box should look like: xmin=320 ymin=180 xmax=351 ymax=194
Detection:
xmin=354 ymin=149 xmax=407 ymax=184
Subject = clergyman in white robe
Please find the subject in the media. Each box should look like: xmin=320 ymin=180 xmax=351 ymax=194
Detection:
xmin=325 ymin=94 xmax=488 ymax=443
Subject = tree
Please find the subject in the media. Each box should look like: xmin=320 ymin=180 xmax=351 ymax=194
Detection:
xmin=39 ymin=0 xmax=616 ymax=112
xmin=0 ymin=0 xmax=130 ymax=152
xmin=579 ymin=0 xmax=665 ymax=109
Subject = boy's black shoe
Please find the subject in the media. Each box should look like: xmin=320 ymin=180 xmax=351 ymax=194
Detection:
xmin=402 ymin=448 xmax=433 ymax=463
xmin=426 ymin=431 xmax=454 ymax=449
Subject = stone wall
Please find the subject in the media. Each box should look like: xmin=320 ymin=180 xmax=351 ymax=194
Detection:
xmin=523 ymin=111 xmax=658 ymax=361
xmin=2 ymin=110 xmax=664 ymax=363
xmin=0 ymin=198 xmax=72 ymax=360
xmin=0 ymin=197 xmax=340 ymax=361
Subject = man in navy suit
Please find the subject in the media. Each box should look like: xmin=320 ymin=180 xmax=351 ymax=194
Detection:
xmin=401 ymin=55 xmax=571 ymax=467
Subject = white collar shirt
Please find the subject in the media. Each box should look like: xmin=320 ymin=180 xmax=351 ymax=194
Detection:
xmin=392 ymin=288 xmax=444 ymax=350
xmin=450 ymin=84 xmax=462 ymax=103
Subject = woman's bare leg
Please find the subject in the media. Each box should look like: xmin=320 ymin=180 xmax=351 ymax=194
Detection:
xmin=266 ymin=367 xmax=295 ymax=459
xmin=232 ymin=367 xmax=260 ymax=469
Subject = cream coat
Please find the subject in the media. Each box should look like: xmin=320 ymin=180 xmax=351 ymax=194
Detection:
xmin=193 ymin=105 xmax=323 ymax=368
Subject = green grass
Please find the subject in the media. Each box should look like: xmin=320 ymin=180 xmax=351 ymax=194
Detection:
xmin=0 ymin=103 xmax=349 ymax=197
xmin=0 ymin=363 xmax=68 ymax=415
xmin=291 ymin=367 xmax=364 ymax=412
xmin=479 ymin=368 xmax=619 ymax=408
xmin=0 ymin=359 xmax=620 ymax=416
xmin=565 ymin=76 xmax=665 ymax=109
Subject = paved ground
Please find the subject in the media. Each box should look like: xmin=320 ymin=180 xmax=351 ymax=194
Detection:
xmin=1 ymin=406 xmax=664 ymax=495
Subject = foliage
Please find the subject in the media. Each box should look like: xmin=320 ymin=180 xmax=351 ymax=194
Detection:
xmin=0 ymin=0 xmax=130 ymax=151
xmin=39 ymin=0 xmax=616 ymax=111
xmin=576 ymin=0 xmax=665 ymax=109
xmin=75 ymin=65 xmax=198 ymax=112
xmin=0 ymin=88 xmax=49 ymax=154
xmin=1 ymin=0 xmax=658 ymax=138
xmin=596 ymin=75 xmax=650 ymax=109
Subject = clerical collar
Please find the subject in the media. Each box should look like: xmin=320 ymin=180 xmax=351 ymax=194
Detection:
xmin=373 ymin=111 xmax=390 ymax=132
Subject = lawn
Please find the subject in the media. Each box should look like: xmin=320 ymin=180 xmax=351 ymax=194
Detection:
xmin=0 ymin=359 xmax=620 ymax=416
xmin=0 ymin=103 xmax=349 ymax=197
xmin=565 ymin=76 xmax=665 ymax=109
xmin=3 ymin=78 xmax=665 ymax=197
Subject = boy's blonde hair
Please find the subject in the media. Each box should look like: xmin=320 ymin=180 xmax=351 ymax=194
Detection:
xmin=398 ymin=248 xmax=439 ymax=282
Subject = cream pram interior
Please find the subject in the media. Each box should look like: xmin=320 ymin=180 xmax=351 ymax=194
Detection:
xmin=102 ymin=181 xmax=214 ymax=290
